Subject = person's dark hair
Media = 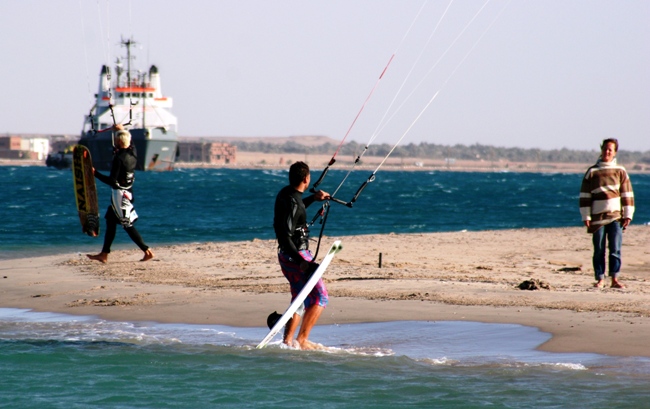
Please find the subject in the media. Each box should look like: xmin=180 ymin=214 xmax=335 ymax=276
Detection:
xmin=601 ymin=138 xmax=619 ymax=152
xmin=289 ymin=161 xmax=310 ymax=187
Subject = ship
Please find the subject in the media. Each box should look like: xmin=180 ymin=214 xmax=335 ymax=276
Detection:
xmin=45 ymin=146 xmax=74 ymax=169
xmin=79 ymin=37 xmax=178 ymax=171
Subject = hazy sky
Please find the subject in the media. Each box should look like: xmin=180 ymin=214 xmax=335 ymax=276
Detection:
xmin=1 ymin=1 xmax=648 ymax=151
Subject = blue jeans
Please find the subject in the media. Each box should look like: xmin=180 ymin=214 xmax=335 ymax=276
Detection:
xmin=592 ymin=221 xmax=622 ymax=280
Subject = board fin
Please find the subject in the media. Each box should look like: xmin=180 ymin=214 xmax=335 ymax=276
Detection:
xmin=267 ymin=311 xmax=282 ymax=329
xmin=267 ymin=310 xmax=293 ymax=332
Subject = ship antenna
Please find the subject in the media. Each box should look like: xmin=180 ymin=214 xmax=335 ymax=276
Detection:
xmin=120 ymin=37 xmax=138 ymax=127
xmin=122 ymin=37 xmax=137 ymax=88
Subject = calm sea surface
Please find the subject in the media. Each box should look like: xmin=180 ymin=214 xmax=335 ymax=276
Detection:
xmin=1 ymin=166 xmax=649 ymax=408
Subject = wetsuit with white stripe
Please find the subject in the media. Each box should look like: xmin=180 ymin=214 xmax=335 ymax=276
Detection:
xmin=94 ymin=147 xmax=149 ymax=253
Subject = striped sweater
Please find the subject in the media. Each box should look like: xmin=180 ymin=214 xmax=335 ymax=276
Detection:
xmin=579 ymin=158 xmax=635 ymax=233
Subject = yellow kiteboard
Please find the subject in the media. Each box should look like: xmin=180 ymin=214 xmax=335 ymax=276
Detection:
xmin=72 ymin=145 xmax=100 ymax=237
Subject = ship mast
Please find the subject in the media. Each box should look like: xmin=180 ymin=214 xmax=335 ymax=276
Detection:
xmin=121 ymin=37 xmax=137 ymax=87
xmin=119 ymin=37 xmax=142 ymax=128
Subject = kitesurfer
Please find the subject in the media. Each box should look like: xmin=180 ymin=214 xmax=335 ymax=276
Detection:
xmin=87 ymin=125 xmax=154 ymax=263
xmin=273 ymin=161 xmax=330 ymax=349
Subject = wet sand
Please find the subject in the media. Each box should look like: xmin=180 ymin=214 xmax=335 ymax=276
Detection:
xmin=2 ymin=226 xmax=649 ymax=357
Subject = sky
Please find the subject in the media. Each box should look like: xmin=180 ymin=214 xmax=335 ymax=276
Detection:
xmin=1 ymin=0 xmax=648 ymax=151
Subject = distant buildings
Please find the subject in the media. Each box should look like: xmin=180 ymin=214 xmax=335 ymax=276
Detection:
xmin=0 ymin=133 xmax=237 ymax=166
xmin=0 ymin=135 xmax=49 ymax=160
xmin=176 ymin=140 xmax=237 ymax=165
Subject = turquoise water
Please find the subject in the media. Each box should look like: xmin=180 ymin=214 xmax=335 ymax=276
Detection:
xmin=2 ymin=166 xmax=649 ymax=259
xmin=2 ymin=309 xmax=650 ymax=408
xmin=2 ymin=166 xmax=650 ymax=407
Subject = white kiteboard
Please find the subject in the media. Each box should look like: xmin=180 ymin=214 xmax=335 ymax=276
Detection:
xmin=256 ymin=240 xmax=343 ymax=349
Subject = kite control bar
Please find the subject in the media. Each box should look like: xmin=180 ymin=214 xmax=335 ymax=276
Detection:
xmin=323 ymin=172 xmax=376 ymax=209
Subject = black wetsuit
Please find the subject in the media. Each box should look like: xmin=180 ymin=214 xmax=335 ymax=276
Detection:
xmin=273 ymin=185 xmax=316 ymax=262
xmin=94 ymin=147 xmax=149 ymax=253
xmin=95 ymin=147 xmax=136 ymax=191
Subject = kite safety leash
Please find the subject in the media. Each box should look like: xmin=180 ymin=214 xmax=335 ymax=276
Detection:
xmin=307 ymin=201 xmax=331 ymax=260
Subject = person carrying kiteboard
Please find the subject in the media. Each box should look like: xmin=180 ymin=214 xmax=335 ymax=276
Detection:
xmin=273 ymin=161 xmax=330 ymax=350
xmin=87 ymin=124 xmax=154 ymax=263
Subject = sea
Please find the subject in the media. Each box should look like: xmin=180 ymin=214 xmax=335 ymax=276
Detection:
xmin=1 ymin=165 xmax=650 ymax=408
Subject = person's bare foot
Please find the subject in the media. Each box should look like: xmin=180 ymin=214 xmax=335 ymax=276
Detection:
xmin=611 ymin=280 xmax=625 ymax=289
xmin=282 ymin=339 xmax=300 ymax=349
xmin=141 ymin=249 xmax=154 ymax=262
xmin=594 ymin=280 xmax=605 ymax=288
xmin=87 ymin=252 xmax=108 ymax=263
xmin=297 ymin=339 xmax=325 ymax=351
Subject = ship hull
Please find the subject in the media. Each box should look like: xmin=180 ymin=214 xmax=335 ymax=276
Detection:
xmin=79 ymin=128 xmax=178 ymax=171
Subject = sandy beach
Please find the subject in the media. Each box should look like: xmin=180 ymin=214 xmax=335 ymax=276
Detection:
xmin=4 ymin=154 xmax=629 ymax=174
xmin=2 ymin=226 xmax=649 ymax=357
xmin=179 ymin=152 xmax=602 ymax=174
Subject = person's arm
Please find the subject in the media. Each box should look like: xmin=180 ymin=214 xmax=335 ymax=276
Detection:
xmin=94 ymin=155 xmax=121 ymax=188
xmin=303 ymin=195 xmax=315 ymax=208
xmin=578 ymin=170 xmax=593 ymax=224
xmin=93 ymin=168 xmax=111 ymax=186
xmin=302 ymin=190 xmax=330 ymax=208
xmin=620 ymin=170 xmax=634 ymax=222
xmin=275 ymin=195 xmax=303 ymax=262
xmin=94 ymin=124 xmax=126 ymax=187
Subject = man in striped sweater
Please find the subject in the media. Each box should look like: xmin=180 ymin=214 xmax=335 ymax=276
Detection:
xmin=579 ymin=138 xmax=635 ymax=288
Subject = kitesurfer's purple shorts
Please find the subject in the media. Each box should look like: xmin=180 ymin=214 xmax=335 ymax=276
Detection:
xmin=278 ymin=250 xmax=329 ymax=308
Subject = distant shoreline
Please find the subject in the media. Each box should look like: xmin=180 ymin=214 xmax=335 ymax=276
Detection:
xmin=2 ymin=154 xmax=648 ymax=174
